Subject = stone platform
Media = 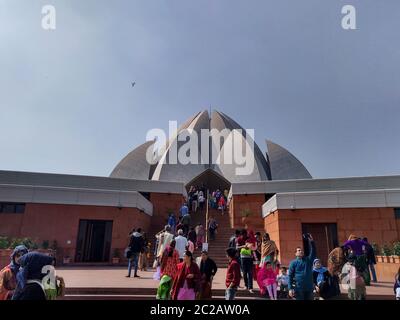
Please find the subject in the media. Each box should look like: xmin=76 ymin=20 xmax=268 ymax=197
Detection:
xmin=57 ymin=266 xmax=395 ymax=300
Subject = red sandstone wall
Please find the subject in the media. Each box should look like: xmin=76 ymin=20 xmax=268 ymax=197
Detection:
xmin=264 ymin=211 xmax=281 ymax=256
xmin=0 ymin=203 xmax=151 ymax=263
xmin=229 ymin=194 xmax=265 ymax=231
xmin=266 ymin=208 xmax=400 ymax=266
xmin=148 ymin=193 xmax=184 ymax=234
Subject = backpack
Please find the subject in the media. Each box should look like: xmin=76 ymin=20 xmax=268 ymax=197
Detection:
xmin=228 ymin=236 xmax=236 ymax=248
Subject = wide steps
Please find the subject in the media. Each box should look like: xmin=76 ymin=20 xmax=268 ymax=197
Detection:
xmin=63 ymin=287 xmax=266 ymax=299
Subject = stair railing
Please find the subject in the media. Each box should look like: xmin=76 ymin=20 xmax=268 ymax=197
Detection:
xmin=205 ymin=188 xmax=209 ymax=244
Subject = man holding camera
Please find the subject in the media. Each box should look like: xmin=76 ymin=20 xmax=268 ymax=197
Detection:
xmin=288 ymin=233 xmax=316 ymax=300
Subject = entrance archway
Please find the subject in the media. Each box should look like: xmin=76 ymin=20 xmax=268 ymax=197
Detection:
xmin=185 ymin=169 xmax=231 ymax=192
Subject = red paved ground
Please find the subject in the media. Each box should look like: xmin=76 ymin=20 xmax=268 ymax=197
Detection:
xmin=57 ymin=267 xmax=395 ymax=300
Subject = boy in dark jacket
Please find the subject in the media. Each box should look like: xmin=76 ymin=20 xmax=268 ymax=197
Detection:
xmin=127 ymin=228 xmax=144 ymax=278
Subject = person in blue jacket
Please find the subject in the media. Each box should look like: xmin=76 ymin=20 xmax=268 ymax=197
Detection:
xmin=288 ymin=234 xmax=316 ymax=300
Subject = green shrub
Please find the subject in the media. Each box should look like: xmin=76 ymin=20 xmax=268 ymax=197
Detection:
xmin=9 ymin=237 xmax=38 ymax=250
xmin=0 ymin=236 xmax=10 ymax=249
xmin=41 ymin=240 xmax=50 ymax=250
xmin=393 ymin=242 xmax=400 ymax=256
xmin=113 ymin=248 xmax=120 ymax=258
xmin=381 ymin=244 xmax=393 ymax=256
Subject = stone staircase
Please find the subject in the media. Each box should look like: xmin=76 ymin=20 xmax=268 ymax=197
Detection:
xmin=192 ymin=208 xmax=233 ymax=268
xmin=144 ymin=206 xmax=234 ymax=268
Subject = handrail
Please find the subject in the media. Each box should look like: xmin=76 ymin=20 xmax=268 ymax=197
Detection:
xmin=205 ymin=188 xmax=209 ymax=244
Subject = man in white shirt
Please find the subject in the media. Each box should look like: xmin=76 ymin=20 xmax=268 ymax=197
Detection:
xmin=174 ymin=229 xmax=188 ymax=262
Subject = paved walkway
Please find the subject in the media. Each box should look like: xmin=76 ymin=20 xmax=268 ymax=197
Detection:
xmin=58 ymin=266 xmax=251 ymax=290
xmin=57 ymin=266 xmax=395 ymax=300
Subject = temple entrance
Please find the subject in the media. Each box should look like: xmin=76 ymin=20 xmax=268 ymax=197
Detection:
xmin=185 ymin=169 xmax=231 ymax=192
xmin=75 ymin=220 xmax=113 ymax=262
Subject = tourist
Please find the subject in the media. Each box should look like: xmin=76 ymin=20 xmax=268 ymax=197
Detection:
xmin=191 ymin=188 xmax=198 ymax=213
xmin=236 ymin=229 xmax=248 ymax=271
xmin=157 ymin=240 xmax=180 ymax=300
xmin=198 ymin=251 xmax=218 ymax=299
xmin=246 ymin=230 xmax=257 ymax=250
xmin=187 ymin=239 xmax=195 ymax=254
xmin=343 ymin=234 xmax=368 ymax=256
xmin=362 ymin=237 xmax=377 ymax=283
xmin=126 ymin=228 xmax=144 ymax=278
xmin=218 ymin=196 xmax=226 ymax=215
xmin=312 ymin=258 xmax=329 ymax=299
xmin=175 ymin=229 xmax=188 ymax=262
xmin=179 ymin=203 xmax=189 ymax=218
xmin=176 ymin=221 xmax=184 ymax=235
xmin=253 ymin=232 xmax=262 ymax=280
xmin=223 ymin=188 xmax=229 ymax=202
xmin=157 ymin=225 xmax=174 ymax=265
xmin=13 ymin=252 xmax=56 ymax=300
xmin=195 ymin=224 xmax=205 ymax=249
xmin=139 ymin=233 xmax=150 ymax=272
xmin=260 ymin=233 xmax=279 ymax=267
xmin=210 ymin=192 xmax=217 ymax=209
xmin=312 ymin=258 xmax=341 ymax=300
xmin=208 ymin=217 xmax=218 ymax=241
xmin=171 ymin=251 xmax=201 ymax=300
xmin=240 ymin=243 xmax=254 ymax=293
xmin=277 ymin=266 xmax=289 ymax=298
xmin=225 ymin=247 xmax=241 ymax=300
xmin=257 ymin=261 xmax=279 ymax=300
xmin=394 ymin=267 xmax=400 ymax=300
xmin=167 ymin=213 xmax=176 ymax=234
xmin=237 ymin=229 xmax=248 ymax=248
xmin=288 ymin=233 xmax=316 ymax=300
xmin=160 ymin=240 xmax=180 ymax=278
xmin=0 ymin=245 xmax=28 ymax=300
xmin=344 ymin=235 xmax=370 ymax=285
xmin=341 ymin=254 xmax=366 ymax=300
xmin=181 ymin=213 xmax=191 ymax=237
xmin=228 ymin=230 xmax=240 ymax=249
xmin=188 ymin=227 xmax=197 ymax=248
xmin=215 ymin=189 xmax=222 ymax=205
xmin=198 ymin=190 xmax=205 ymax=212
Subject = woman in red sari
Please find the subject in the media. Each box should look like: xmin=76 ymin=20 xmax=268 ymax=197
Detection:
xmin=160 ymin=240 xmax=180 ymax=279
xmin=171 ymin=251 xmax=201 ymax=300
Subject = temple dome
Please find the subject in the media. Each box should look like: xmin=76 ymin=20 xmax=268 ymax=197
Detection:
xmin=110 ymin=110 xmax=312 ymax=184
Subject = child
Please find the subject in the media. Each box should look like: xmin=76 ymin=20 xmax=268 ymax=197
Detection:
xmin=277 ymin=266 xmax=289 ymax=298
xmin=257 ymin=261 xmax=279 ymax=300
xmin=394 ymin=267 xmax=400 ymax=300
xmin=341 ymin=255 xmax=366 ymax=300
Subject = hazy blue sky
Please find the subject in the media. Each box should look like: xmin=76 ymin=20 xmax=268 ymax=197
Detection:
xmin=0 ymin=0 xmax=399 ymax=179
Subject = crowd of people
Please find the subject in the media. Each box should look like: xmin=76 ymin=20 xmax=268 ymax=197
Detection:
xmin=2 ymin=229 xmax=400 ymax=301
xmin=187 ymin=185 xmax=229 ymax=216
xmin=135 ymin=222 xmax=398 ymax=300
xmin=187 ymin=185 xmax=206 ymax=214
xmin=149 ymin=224 xmax=218 ymax=300
xmin=0 ymin=246 xmax=65 ymax=300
